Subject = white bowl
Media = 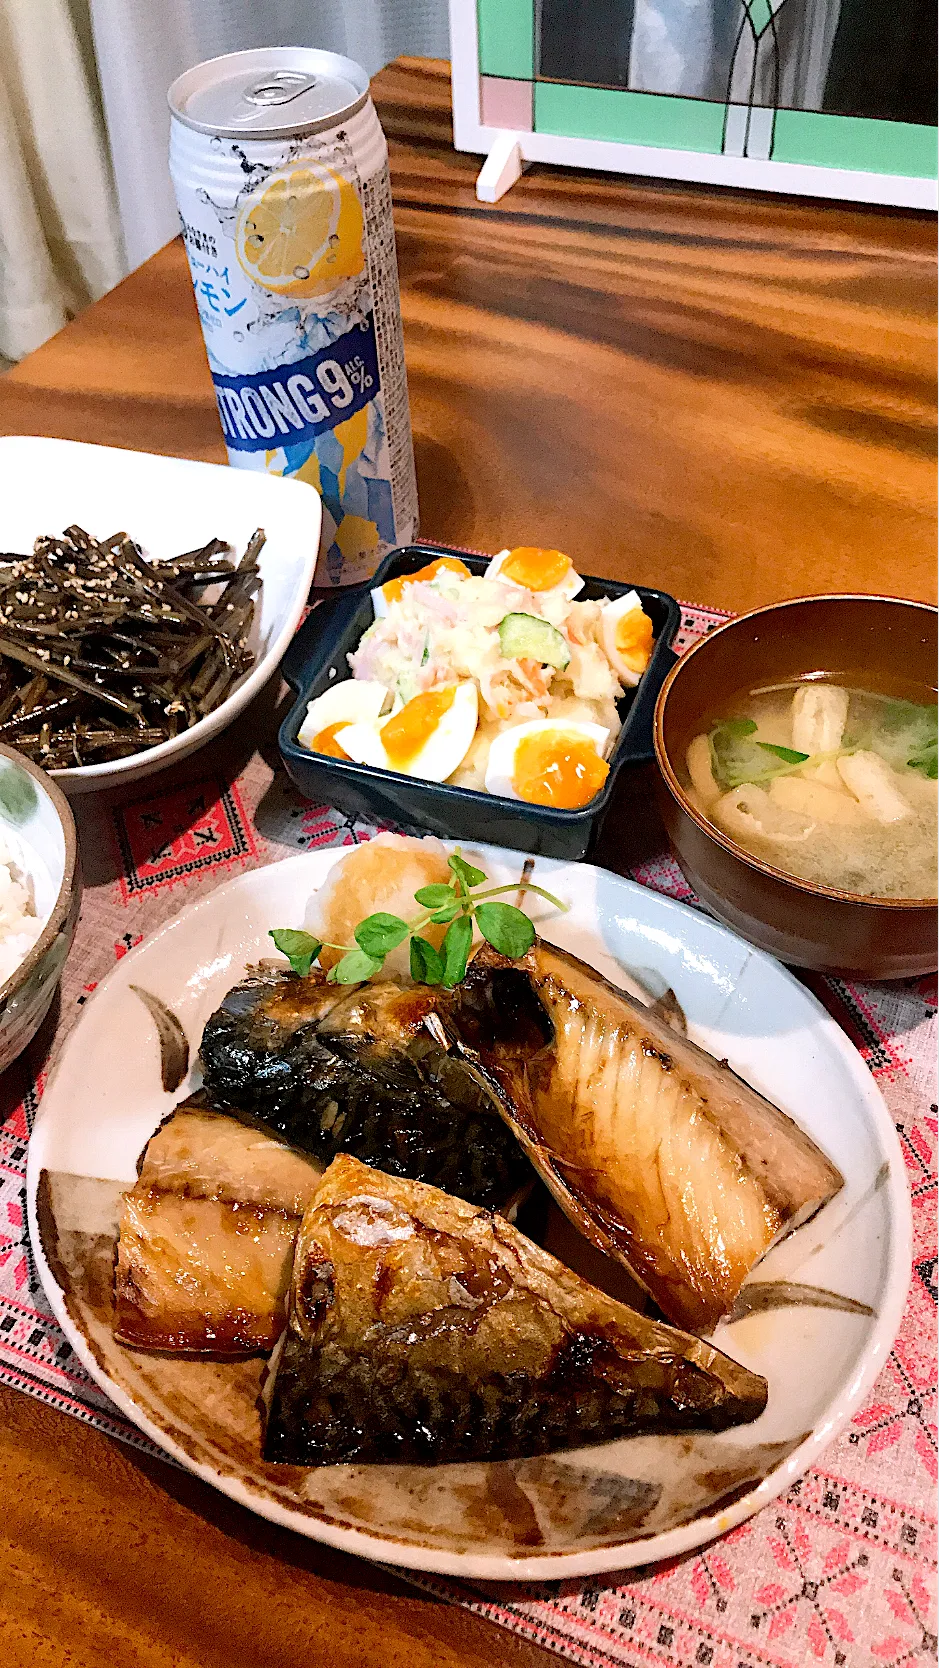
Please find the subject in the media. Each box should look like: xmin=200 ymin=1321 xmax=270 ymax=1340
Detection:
xmin=0 ymin=743 xmax=79 ymax=1070
xmin=0 ymin=437 xmax=322 ymax=793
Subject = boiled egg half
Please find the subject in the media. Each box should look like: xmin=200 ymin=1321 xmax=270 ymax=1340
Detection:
xmin=339 ymin=680 xmax=479 ymax=782
xmin=485 ymin=546 xmax=584 ymax=603
xmin=297 ymin=679 xmax=389 ymax=759
xmin=485 ymin=718 xmax=611 ymax=809
xmin=601 ymin=591 xmax=654 ymax=687
xmin=371 ymin=555 xmax=472 ymax=619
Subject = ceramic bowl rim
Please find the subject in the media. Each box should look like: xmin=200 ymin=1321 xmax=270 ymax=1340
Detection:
xmin=0 ymin=438 xmax=321 ymax=789
xmin=0 ymin=743 xmax=79 ymax=1005
xmin=654 ymin=592 xmax=939 ymax=911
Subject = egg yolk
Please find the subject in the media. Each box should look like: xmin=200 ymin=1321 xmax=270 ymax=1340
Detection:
xmin=381 ymin=556 xmax=471 ymax=606
xmin=512 ymin=730 xmax=609 ymax=809
xmin=312 ymin=721 xmax=352 ymax=760
xmin=501 ymin=547 xmax=572 ymax=592
xmin=381 ymin=687 xmax=456 ymax=767
xmin=615 ymin=608 xmax=654 ymax=673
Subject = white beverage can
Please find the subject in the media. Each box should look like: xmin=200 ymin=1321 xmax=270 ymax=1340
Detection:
xmin=168 ymin=48 xmax=419 ymax=585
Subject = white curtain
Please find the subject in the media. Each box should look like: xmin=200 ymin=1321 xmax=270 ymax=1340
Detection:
xmin=629 ymin=0 xmax=843 ymax=109
xmin=89 ymin=0 xmax=450 ymax=274
xmin=0 ymin=0 xmax=449 ymax=361
xmin=0 ymin=0 xmax=125 ymax=361
xmin=629 ymin=0 xmax=718 ymax=99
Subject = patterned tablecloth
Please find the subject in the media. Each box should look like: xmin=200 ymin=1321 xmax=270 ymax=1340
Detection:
xmin=0 ymin=604 xmax=934 ymax=1668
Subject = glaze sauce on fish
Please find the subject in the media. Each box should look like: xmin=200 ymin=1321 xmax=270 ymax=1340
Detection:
xmin=448 ymin=943 xmax=843 ymax=1333
xmin=263 ymin=1154 xmax=768 ymax=1466
xmin=114 ymin=1108 xmax=322 ymax=1355
xmin=197 ymin=941 xmax=842 ymax=1338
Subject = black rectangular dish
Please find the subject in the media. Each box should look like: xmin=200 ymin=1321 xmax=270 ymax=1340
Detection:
xmin=279 ymin=543 xmax=680 ymax=861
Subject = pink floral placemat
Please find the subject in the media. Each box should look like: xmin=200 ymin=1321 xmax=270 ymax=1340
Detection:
xmin=0 ymin=604 xmax=934 ymax=1668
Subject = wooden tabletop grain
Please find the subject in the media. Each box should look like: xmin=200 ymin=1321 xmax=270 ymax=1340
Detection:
xmin=1 ymin=58 xmax=935 ymax=612
xmin=0 ymin=54 xmax=934 ymax=1668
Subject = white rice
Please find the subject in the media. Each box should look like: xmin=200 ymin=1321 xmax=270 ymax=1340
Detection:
xmin=0 ymin=833 xmax=43 ymax=985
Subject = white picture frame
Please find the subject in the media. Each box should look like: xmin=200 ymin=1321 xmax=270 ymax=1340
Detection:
xmin=449 ymin=0 xmax=938 ymax=209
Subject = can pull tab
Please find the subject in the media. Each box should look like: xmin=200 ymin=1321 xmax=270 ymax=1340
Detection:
xmin=243 ymin=71 xmax=318 ymax=108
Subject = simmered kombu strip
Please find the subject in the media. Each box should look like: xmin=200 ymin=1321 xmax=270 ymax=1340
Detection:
xmin=0 ymin=526 xmax=264 ymax=763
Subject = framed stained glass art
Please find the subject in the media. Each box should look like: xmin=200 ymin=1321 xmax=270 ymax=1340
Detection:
xmin=448 ymin=0 xmax=938 ymax=206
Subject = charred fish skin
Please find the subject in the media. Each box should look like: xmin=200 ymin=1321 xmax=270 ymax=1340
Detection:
xmin=263 ymin=1155 xmax=768 ymax=1467
xmin=198 ymin=973 xmax=531 ymax=1211
xmin=446 ymin=943 xmax=844 ymax=1335
xmin=196 ymin=973 xmax=347 ymax=1126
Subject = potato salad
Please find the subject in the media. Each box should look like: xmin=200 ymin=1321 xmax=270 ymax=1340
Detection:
xmin=297 ymin=548 xmax=655 ymax=809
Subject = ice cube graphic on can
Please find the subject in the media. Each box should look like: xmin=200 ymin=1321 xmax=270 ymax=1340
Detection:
xmin=168 ymin=48 xmax=418 ymax=585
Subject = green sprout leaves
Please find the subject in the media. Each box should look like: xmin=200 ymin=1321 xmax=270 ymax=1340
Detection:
xmin=442 ymin=914 xmax=474 ymax=988
xmin=354 ymin=913 xmax=410 ymax=957
xmin=268 ymin=928 xmax=322 ymax=977
xmin=474 ymin=901 xmax=536 ymax=959
xmin=448 ymin=852 xmax=486 ymax=890
xmin=413 ymin=884 xmax=455 ymax=909
xmin=270 ymin=849 xmax=566 ymax=992
xmin=409 ymin=935 xmax=444 ymax=984
xmin=331 ymin=948 xmax=384 ymax=983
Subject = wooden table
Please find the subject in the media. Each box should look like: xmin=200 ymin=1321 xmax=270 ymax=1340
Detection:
xmin=2 ymin=60 xmax=935 ymax=610
xmin=0 ymin=56 xmax=934 ymax=1668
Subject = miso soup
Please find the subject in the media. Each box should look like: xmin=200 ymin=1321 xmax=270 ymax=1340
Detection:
xmin=684 ymin=683 xmax=937 ymax=900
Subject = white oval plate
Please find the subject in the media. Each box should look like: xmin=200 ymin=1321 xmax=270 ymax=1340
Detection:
xmin=26 ymin=845 xmax=911 ymax=1580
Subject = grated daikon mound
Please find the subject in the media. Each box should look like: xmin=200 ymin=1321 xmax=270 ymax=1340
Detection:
xmin=305 ymin=833 xmax=453 ymax=979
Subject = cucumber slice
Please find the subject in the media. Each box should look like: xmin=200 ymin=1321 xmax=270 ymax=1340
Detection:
xmin=498 ymin=612 xmax=571 ymax=670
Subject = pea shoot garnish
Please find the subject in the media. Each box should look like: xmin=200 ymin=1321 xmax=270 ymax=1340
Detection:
xmin=270 ymin=851 xmax=566 ymax=990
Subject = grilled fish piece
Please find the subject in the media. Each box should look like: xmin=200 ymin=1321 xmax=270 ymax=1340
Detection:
xmin=263 ymin=1154 xmax=768 ymax=1466
xmin=447 ymin=943 xmax=844 ymax=1334
xmin=198 ymin=970 xmax=531 ymax=1210
xmin=114 ymin=1107 xmax=322 ymax=1355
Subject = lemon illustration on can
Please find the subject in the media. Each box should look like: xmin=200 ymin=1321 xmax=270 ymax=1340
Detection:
xmin=235 ymin=163 xmax=364 ymax=298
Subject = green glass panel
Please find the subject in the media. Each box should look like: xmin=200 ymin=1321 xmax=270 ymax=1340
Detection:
xmin=477 ymin=0 xmax=534 ymax=79
xmin=746 ymin=0 xmax=773 ymax=36
xmin=773 ymin=111 xmax=938 ymax=178
xmin=534 ymin=84 xmax=725 ymax=154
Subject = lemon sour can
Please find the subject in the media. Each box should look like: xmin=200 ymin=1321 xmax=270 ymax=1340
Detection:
xmin=168 ymin=48 xmax=418 ymax=585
